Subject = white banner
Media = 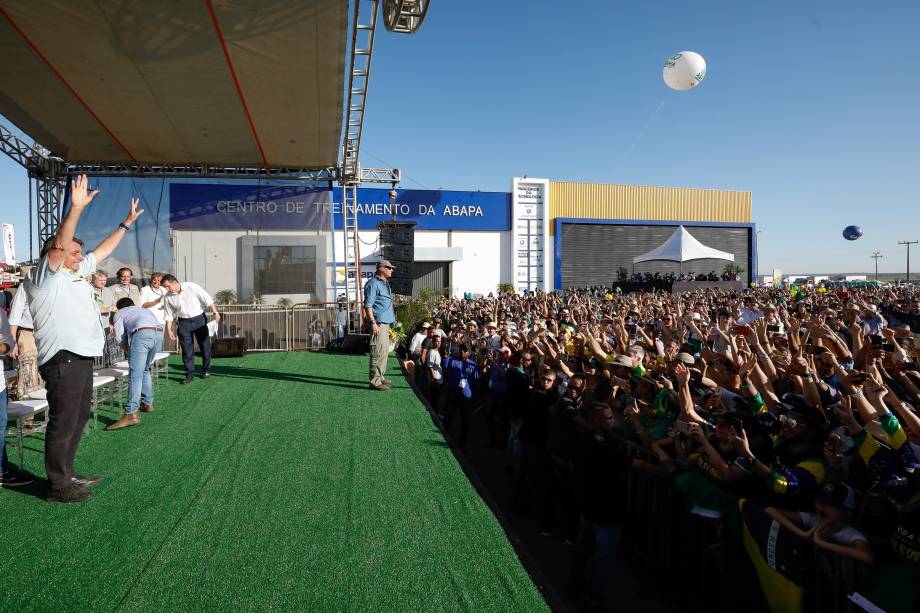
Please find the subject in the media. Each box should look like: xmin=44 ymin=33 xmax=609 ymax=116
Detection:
xmin=2 ymin=223 xmax=15 ymax=266
xmin=511 ymin=178 xmax=550 ymax=293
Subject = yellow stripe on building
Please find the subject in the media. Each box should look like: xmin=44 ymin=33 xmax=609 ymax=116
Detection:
xmin=549 ymin=181 xmax=751 ymax=233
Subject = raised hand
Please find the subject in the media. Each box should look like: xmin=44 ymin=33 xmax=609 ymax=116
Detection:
xmin=124 ymin=197 xmax=145 ymax=225
xmin=70 ymin=174 xmax=100 ymax=209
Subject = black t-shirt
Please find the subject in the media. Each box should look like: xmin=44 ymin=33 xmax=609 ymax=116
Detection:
xmin=576 ymin=431 xmax=630 ymax=525
xmin=519 ymin=387 xmax=559 ymax=446
xmin=506 ymin=366 xmax=533 ymax=418
xmin=547 ymin=396 xmax=582 ymax=458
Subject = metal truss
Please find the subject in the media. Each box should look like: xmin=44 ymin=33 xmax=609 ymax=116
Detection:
xmin=341 ymin=0 xmax=380 ymax=185
xmin=0 ymin=122 xmax=63 ymax=178
xmin=382 ymin=0 xmax=429 ymax=34
xmin=35 ymin=176 xmax=64 ymax=248
xmin=63 ymin=162 xmax=337 ymax=180
xmin=61 ymin=161 xmax=400 ymax=183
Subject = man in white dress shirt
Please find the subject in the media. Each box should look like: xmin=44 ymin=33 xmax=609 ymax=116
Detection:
xmin=139 ymin=272 xmax=168 ymax=351
xmin=24 ymin=175 xmax=143 ymax=503
xmin=161 ymin=274 xmax=220 ymax=385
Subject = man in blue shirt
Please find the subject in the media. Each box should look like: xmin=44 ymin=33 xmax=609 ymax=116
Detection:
xmin=106 ymin=298 xmax=163 ymax=431
xmin=364 ymin=260 xmax=396 ymax=391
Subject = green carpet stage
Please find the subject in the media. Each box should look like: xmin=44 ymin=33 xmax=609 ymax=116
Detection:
xmin=0 ymin=352 xmax=548 ymax=612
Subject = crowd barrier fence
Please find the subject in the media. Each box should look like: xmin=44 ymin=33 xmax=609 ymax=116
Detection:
xmin=608 ymin=435 xmax=871 ymax=613
xmin=149 ymin=301 xmax=362 ymax=354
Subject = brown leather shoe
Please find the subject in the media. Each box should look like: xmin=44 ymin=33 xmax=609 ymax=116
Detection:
xmin=105 ymin=413 xmax=140 ymax=431
xmin=368 ymin=383 xmax=390 ymax=391
xmin=382 ymin=378 xmax=393 ymax=386
xmin=140 ymin=403 xmax=154 ymax=413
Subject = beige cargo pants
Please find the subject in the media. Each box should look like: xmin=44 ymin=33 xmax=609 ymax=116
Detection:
xmin=369 ymin=323 xmax=390 ymax=387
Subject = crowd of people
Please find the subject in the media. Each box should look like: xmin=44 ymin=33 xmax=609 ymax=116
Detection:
xmin=626 ymin=270 xmax=741 ymax=283
xmin=1 ymin=176 xmax=217 ymax=502
xmin=405 ymin=283 xmax=920 ymax=611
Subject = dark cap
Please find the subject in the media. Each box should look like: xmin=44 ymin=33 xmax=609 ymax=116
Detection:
xmin=377 ymin=259 xmax=395 ymax=270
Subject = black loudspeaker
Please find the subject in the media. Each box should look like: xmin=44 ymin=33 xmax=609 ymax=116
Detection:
xmin=380 ymin=243 xmax=414 ymax=262
xmin=389 ymin=277 xmax=413 ymax=296
xmin=340 ymin=333 xmax=370 ymax=354
xmin=212 ymin=337 xmax=246 ymax=357
xmin=378 ymin=220 xmax=416 ymax=297
xmin=377 ymin=221 xmax=416 ymax=245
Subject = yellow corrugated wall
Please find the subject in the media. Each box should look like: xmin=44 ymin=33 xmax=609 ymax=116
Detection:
xmin=549 ymin=181 xmax=751 ymax=233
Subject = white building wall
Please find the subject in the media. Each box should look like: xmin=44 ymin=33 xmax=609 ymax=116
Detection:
xmin=450 ymin=231 xmax=507 ymax=297
xmin=177 ymin=227 xmax=513 ymax=303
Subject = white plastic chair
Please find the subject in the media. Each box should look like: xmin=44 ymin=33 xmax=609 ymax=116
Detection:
xmin=153 ymin=352 xmax=171 ymax=382
xmin=94 ymin=367 xmax=129 ymax=410
xmin=5 ymin=399 xmax=50 ymax=468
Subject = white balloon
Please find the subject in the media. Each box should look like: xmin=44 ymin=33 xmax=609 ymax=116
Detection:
xmin=663 ymin=51 xmax=707 ymax=91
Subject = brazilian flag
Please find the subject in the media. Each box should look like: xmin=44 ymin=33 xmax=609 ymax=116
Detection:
xmin=739 ymin=499 xmax=806 ymax=613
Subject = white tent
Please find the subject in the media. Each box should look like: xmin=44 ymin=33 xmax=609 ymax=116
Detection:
xmin=632 ymin=226 xmax=734 ymax=269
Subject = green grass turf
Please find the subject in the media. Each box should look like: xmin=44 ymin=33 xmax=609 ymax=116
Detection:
xmin=1 ymin=352 xmax=549 ymax=612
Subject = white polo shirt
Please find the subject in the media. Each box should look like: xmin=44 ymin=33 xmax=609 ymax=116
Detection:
xmin=163 ymin=281 xmax=214 ymax=321
xmin=139 ymin=285 xmax=168 ymax=325
xmin=8 ymin=285 xmax=33 ymax=329
xmin=0 ymin=310 xmax=14 ymax=393
xmin=24 ymin=252 xmax=104 ymax=365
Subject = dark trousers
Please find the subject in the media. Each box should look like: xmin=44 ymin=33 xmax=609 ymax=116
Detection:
xmin=39 ymin=351 xmax=94 ymax=491
xmin=178 ymin=314 xmax=211 ymax=377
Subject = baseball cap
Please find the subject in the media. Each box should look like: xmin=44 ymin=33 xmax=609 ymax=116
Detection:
xmin=674 ymin=352 xmax=695 ymax=365
xmin=816 ymin=481 xmax=856 ymax=511
xmin=608 ymin=354 xmax=634 ymax=368
xmin=421 ymin=322 xmax=431 ymax=328
xmin=377 ymin=259 xmax=396 ymax=270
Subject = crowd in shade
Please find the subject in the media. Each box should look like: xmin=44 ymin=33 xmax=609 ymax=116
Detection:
xmin=405 ymin=285 xmax=920 ymax=612
xmin=626 ymin=270 xmax=741 ymax=283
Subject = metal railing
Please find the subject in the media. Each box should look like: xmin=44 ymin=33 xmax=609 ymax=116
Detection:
xmin=608 ymin=434 xmax=874 ymax=613
xmin=156 ymin=301 xmax=364 ymax=353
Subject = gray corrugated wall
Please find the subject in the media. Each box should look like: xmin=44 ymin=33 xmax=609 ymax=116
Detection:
xmin=412 ymin=261 xmax=450 ymax=297
xmin=560 ymin=224 xmax=751 ymax=288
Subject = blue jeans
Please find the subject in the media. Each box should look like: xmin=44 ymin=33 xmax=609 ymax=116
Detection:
xmin=153 ymin=329 xmax=164 ymax=353
xmin=125 ymin=329 xmax=159 ymax=414
xmin=0 ymin=388 xmax=7 ymax=478
xmin=584 ymin=520 xmax=622 ymax=602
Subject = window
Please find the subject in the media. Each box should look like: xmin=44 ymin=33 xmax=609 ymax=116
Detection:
xmin=253 ymin=245 xmax=316 ymax=295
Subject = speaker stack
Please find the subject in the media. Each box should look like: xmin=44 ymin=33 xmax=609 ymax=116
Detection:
xmin=377 ymin=221 xmax=416 ymax=296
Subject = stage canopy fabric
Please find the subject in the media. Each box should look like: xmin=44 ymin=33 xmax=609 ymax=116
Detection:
xmin=0 ymin=0 xmax=346 ymax=169
xmin=632 ymin=225 xmax=735 ymax=264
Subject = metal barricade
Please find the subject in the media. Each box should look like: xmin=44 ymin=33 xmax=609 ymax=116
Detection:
xmin=215 ymin=304 xmax=291 ymax=352
xmin=608 ymin=432 xmax=875 ymax=613
xmin=291 ymin=301 xmax=360 ymax=350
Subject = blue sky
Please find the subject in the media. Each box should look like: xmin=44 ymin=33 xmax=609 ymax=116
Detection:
xmin=3 ymin=1 xmax=918 ymax=274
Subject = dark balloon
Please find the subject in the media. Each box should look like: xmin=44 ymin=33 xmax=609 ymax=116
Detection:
xmin=842 ymin=226 xmax=863 ymax=241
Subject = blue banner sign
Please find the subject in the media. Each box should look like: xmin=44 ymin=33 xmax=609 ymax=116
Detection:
xmin=332 ymin=188 xmax=510 ymax=231
xmin=170 ymin=184 xmax=332 ymax=230
xmin=170 ymin=184 xmax=510 ymax=231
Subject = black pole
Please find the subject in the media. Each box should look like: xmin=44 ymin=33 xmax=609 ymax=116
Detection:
xmin=899 ymin=241 xmax=918 ymax=283
xmin=28 ymin=178 xmax=33 ymax=261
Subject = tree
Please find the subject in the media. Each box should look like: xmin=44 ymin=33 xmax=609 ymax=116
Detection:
xmin=497 ymin=282 xmax=515 ymax=295
xmin=276 ymin=297 xmax=293 ymax=308
xmin=215 ymin=289 xmax=237 ymax=305
xmin=723 ymin=263 xmax=745 ymax=276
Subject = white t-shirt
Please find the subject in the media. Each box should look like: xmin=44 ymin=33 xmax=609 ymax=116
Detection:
xmin=799 ymin=512 xmax=868 ymax=546
xmin=408 ymin=332 xmax=426 ymax=356
xmin=0 ymin=310 xmax=14 ymax=393
xmin=140 ymin=285 xmax=168 ymax=325
xmin=25 ymin=252 xmax=104 ymax=365
xmin=8 ymin=286 xmax=33 ymax=329
xmin=426 ymin=349 xmax=443 ymax=381
xmin=162 ymin=282 xmax=214 ymax=321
